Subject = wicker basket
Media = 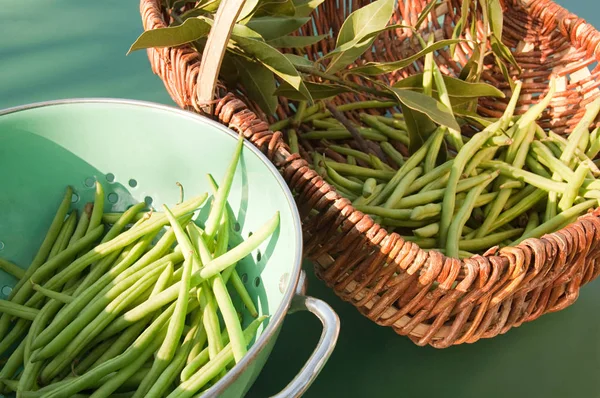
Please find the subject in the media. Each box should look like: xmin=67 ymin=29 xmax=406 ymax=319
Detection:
xmin=140 ymin=0 xmax=600 ymax=348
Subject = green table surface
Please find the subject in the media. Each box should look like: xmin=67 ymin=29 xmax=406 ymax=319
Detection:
xmin=1 ymin=2 xmax=599 ymax=397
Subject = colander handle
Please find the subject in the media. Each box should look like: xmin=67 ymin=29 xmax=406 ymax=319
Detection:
xmin=270 ymin=273 xmax=340 ymax=398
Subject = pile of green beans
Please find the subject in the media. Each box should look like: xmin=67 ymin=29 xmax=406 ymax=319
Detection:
xmin=0 ymin=134 xmax=279 ymax=397
xmin=275 ymin=81 xmax=600 ymax=259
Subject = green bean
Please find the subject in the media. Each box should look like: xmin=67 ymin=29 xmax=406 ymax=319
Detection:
xmin=432 ymin=60 xmax=463 ymax=150
xmin=439 ymin=119 xmax=504 ymax=247
xmin=558 ymin=163 xmax=589 ymax=212
xmin=324 ymin=161 xmax=396 ymax=180
xmin=499 ymin=81 xmax=523 ymax=131
xmin=513 ymin=78 xmax=556 ymax=133
xmin=0 ymin=186 xmax=73 ymax=340
xmin=328 ymin=145 xmax=372 ymax=164
xmin=173 ymin=317 xmax=268 ymax=396
xmin=326 ymin=165 xmax=363 ymax=193
xmin=524 ymin=211 xmax=540 ymax=235
xmin=458 ymin=228 xmax=524 ymax=251
xmin=423 ymin=34 xmax=434 ymax=97
xmin=31 ymin=283 xmax=72 ymax=303
xmin=446 ymin=172 xmax=497 ymax=257
xmin=32 ymin=227 xmax=168 ymax=350
xmin=142 ymin=310 xmax=204 ymax=398
xmin=525 ymin=155 xmax=551 ymax=178
xmin=48 ymin=211 xmax=78 ymax=259
xmin=369 ymin=154 xmax=395 ymax=171
xmin=158 ymin=207 xmax=194 ymax=358
xmin=0 ymin=299 xmax=38 ymax=319
xmin=23 ymin=283 xmax=77 ymax=376
xmin=370 ymin=133 xmax=435 ymax=206
xmin=547 ymin=97 xmax=600 ymax=220
xmin=414 ymin=223 xmax=440 ymax=238
xmin=40 ymin=300 xmax=179 ymax=398
xmin=491 ymin=189 xmax=547 ymax=232
xmin=0 ymin=340 xmax=25 ymax=392
xmin=186 ymin=226 xmax=225 ymax=371
xmin=384 ymin=167 xmax=422 ymax=209
xmin=411 ymin=203 xmax=441 ymax=221
xmin=407 ymin=160 xmax=452 ymax=194
xmin=287 ymin=128 xmax=299 ymax=154
xmin=424 ymin=127 xmax=446 ymax=173
xmin=355 ymin=206 xmax=412 ymax=220
xmin=205 ymin=133 xmax=244 ymax=239
xmin=480 ymin=160 xmax=567 ymax=192
xmin=476 ymin=123 xmax=536 ymax=239
xmin=380 ymin=142 xmax=405 ymax=166
xmin=0 ymin=257 xmax=25 ymax=280
xmin=396 ymin=172 xmax=498 ymax=209
xmin=0 ymin=318 xmax=29 ymax=357
xmin=362 ymin=178 xmax=377 ymax=197
xmin=353 ymin=183 xmax=385 ymax=206
xmin=189 ymin=222 xmax=246 ymax=363
xmin=337 ymin=100 xmax=397 ymax=112
xmin=33 ymin=194 xmax=206 ymax=296
xmin=6 ymin=225 xmax=103 ymax=311
xmin=302 ymin=128 xmax=388 ymax=141
xmin=347 ymin=155 xmax=357 ymax=165
xmin=512 ymin=199 xmax=597 ymax=245
xmin=87 ymin=181 xmax=105 ymax=234
xmin=102 ymin=212 xmax=148 ymax=225
xmin=312 ymin=119 xmax=340 ymax=129
xmin=37 ymin=264 xmax=169 ymax=382
xmin=499 ymin=180 xmax=523 ymax=190
xmin=359 ymin=114 xmax=410 ymax=145
xmin=74 ymin=336 xmax=120 ymax=375
xmin=86 ymin=212 xmax=279 ymax=340
xmin=531 ymin=142 xmax=574 ymax=181
xmin=85 ymin=263 xmax=174 ymax=374
xmin=586 ymin=127 xmax=600 ymax=159
xmin=546 ymin=131 xmax=600 ymax=176
xmin=421 ymin=173 xmax=450 ymax=192
xmin=207 ymin=174 xmax=259 ymax=319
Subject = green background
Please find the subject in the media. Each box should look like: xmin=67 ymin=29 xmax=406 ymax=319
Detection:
xmin=1 ymin=1 xmax=599 ymax=397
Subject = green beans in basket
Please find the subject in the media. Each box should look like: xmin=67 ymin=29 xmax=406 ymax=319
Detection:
xmin=0 ymin=135 xmax=278 ymax=397
xmin=276 ymin=74 xmax=600 ymax=259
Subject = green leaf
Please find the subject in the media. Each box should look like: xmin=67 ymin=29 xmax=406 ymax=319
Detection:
xmin=233 ymin=57 xmax=278 ymax=115
xmin=325 ymin=0 xmax=396 ymax=73
xmin=245 ymin=16 xmax=310 ymax=40
xmin=393 ymin=73 xmax=505 ymax=98
xmin=283 ymin=53 xmax=315 ymax=68
xmin=415 ymin=0 xmax=439 ymax=30
xmin=402 ymin=106 xmax=436 ymax=154
xmin=230 ymin=34 xmax=313 ymax=103
xmin=238 ymin=0 xmax=260 ymax=22
xmin=128 ymin=17 xmax=211 ymax=53
xmin=324 ymin=24 xmax=408 ymax=73
xmin=491 ymin=34 xmax=520 ymax=71
xmin=256 ymin=0 xmax=296 ymax=17
xmin=275 ymin=81 xmax=352 ymax=100
xmin=389 ymin=87 xmax=461 ymax=132
xmin=268 ymin=34 xmax=329 ymax=48
xmin=487 ymin=0 xmax=503 ymax=40
xmin=229 ymin=23 xmax=263 ymax=40
xmin=293 ymin=0 xmax=325 ymax=17
xmin=348 ymin=39 xmax=465 ymax=75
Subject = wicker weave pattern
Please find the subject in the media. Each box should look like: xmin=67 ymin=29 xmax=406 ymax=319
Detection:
xmin=141 ymin=0 xmax=600 ymax=347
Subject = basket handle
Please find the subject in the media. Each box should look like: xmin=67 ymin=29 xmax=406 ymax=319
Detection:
xmin=196 ymin=0 xmax=247 ymax=114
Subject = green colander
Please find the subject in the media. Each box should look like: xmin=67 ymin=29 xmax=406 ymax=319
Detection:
xmin=0 ymin=99 xmax=339 ymax=397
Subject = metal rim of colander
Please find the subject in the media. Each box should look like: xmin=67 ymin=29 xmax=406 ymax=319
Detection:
xmin=0 ymin=98 xmax=304 ymax=396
